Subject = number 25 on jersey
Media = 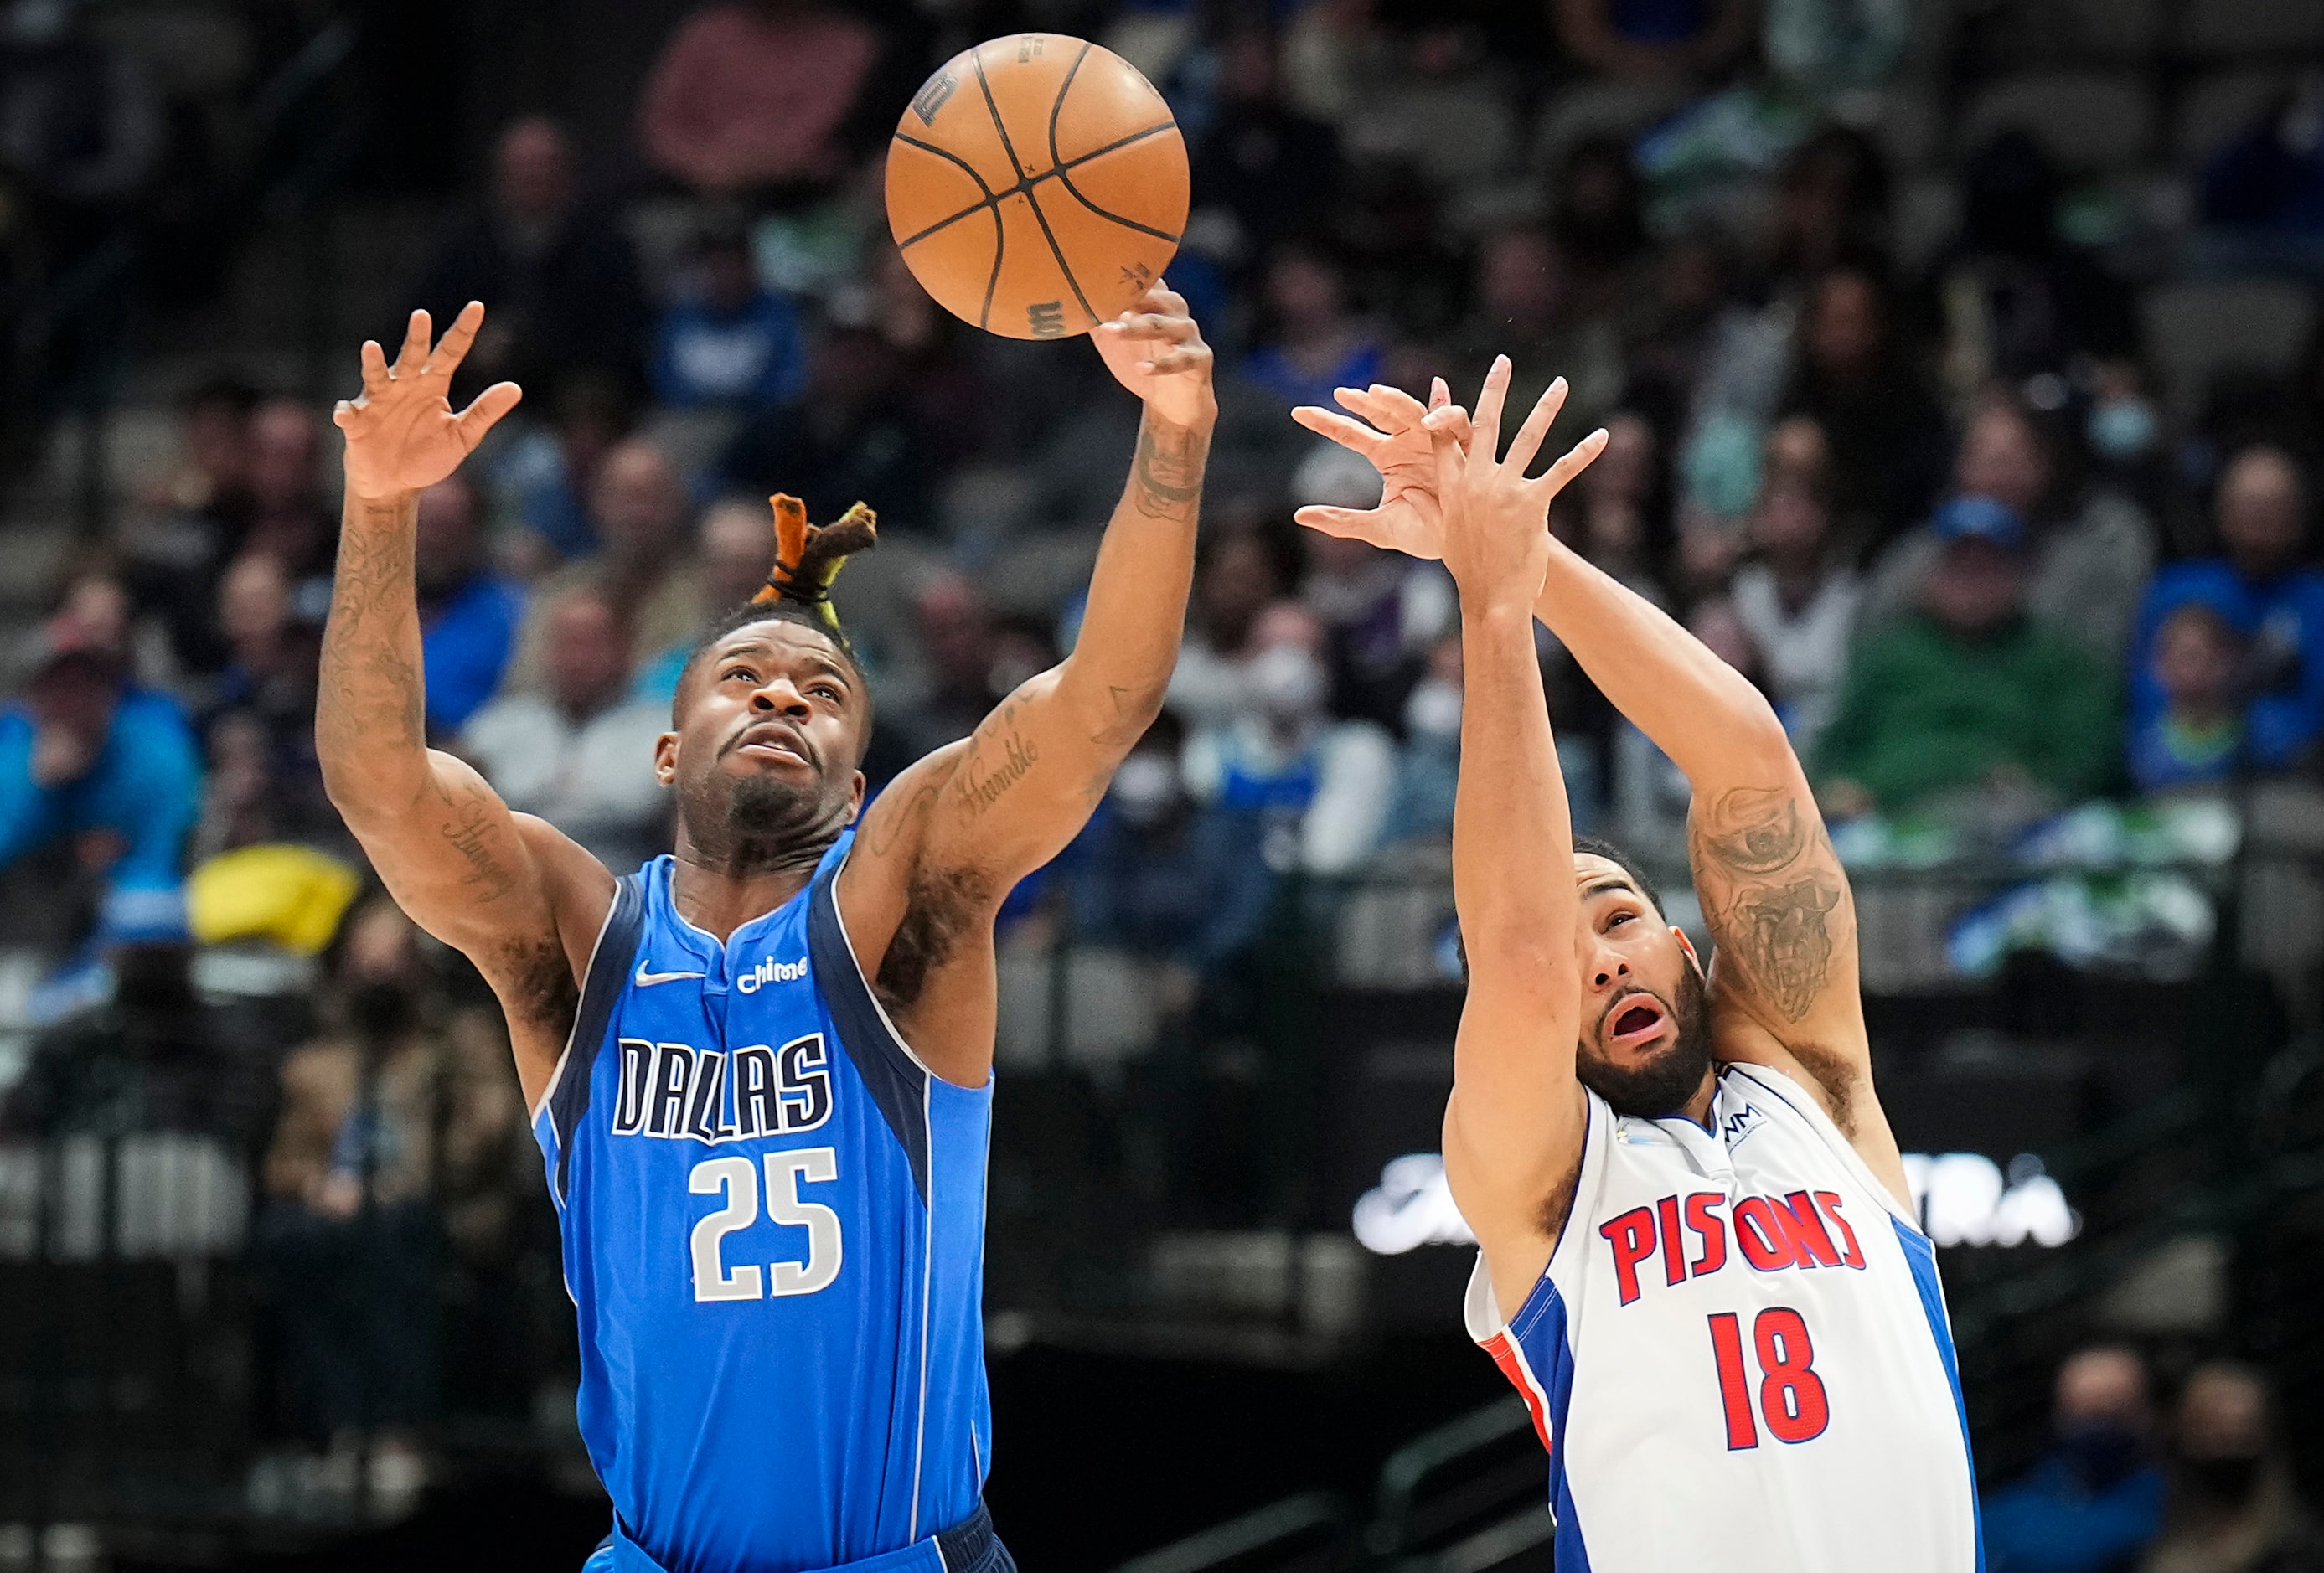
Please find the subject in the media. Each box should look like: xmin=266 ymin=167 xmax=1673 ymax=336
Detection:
xmin=1709 ymin=1307 xmax=1829 ymax=1448
xmin=689 ymin=1150 xmax=843 ymax=1302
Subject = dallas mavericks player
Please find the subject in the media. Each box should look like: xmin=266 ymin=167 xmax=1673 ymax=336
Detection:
xmin=1292 ymin=364 xmax=1980 ymax=1570
xmin=315 ymin=291 xmax=1216 ymax=1572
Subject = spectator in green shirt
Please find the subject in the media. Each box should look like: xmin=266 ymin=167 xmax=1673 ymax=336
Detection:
xmin=1817 ymin=496 xmax=2119 ymax=818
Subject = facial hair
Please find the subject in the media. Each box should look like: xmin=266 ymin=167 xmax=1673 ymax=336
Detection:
xmin=678 ymin=757 xmax=852 ymax=876
xmin=1576 ymin=963 xmax=1713 ymax=1118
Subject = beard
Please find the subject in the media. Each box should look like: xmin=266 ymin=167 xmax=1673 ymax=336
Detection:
xmin=678 ymin=766 xmax=850 ymax=873
xmin=1576 ymin=963 xmax=1713 ymax=1118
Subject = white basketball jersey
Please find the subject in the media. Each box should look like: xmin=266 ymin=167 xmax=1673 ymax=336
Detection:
xmin=1466 ymin=1063 xmax=1981 ymax=1571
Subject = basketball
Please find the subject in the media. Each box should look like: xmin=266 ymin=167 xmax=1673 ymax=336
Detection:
xmin=886 ymin=34 xmax=1188 ymax=341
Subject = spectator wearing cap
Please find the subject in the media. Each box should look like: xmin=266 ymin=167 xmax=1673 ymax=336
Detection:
xmin=412 ymin=475 xmax=526 ymax=734
xmin=0 ymin=646 xmax=202 ymax=938
xmin=1983 ymin=1346 xmax=2166 ymax=1573
xmin=1862 ymin=390 xmax=2157 ymax=675
xmin=2128 ymin=446 xmax=2324 ymax=776
xmin=1816 ymin=496 xmax=2117 ymax=819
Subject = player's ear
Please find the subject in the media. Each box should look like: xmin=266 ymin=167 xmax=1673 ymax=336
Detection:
xmin=845 ymin=771 xmax=867 ymax=823
xmin=1673 ymin=926 xmax=1703 ymax=975
xmin=654 ymin=731 xmax=679 ymax=787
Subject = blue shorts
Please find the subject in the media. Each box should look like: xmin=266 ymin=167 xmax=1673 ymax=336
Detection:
xmin=582 ymin=1502 xmax=1015 ymax=1573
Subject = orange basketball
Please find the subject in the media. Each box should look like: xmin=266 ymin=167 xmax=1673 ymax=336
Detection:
xmin=886 ymin=34 xmax=1187 ymax=341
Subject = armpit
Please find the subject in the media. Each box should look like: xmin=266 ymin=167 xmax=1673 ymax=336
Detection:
xmin=874 ymin=861 xmax=994 ymax=1015
xmin=492 ymin=930 xmax=580 ymax=1044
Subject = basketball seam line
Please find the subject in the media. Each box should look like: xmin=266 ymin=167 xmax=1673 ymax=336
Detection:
xmin=1043 ymin=45 xmax=1185 ymax=252
xmin=891 ymin=121 xmax=1182 ymax=251
xmin=971 ymin=44 xmax=1097 ymax=331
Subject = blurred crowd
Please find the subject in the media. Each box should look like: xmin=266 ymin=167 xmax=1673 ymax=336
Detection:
xmin=4 ymin=0 xmax=2324 ymax=1504
xmin=1987 ymin=1347 xmax=2324 ymax=1573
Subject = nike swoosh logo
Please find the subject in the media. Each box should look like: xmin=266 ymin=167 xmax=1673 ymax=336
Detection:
xmin=634 ymin=962 xmax=707 ymax=987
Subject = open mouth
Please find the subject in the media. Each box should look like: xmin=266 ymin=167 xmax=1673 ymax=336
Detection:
xmin=1605 ymin=995 xmax=1668 ymax=1050
xmin=733 ymin=723 xmax=812 ymax=766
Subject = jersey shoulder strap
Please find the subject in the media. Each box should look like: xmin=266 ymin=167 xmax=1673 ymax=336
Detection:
xmin=546 ymin=872 xmax=648 ymax=1204
xmin=804 ymin=848 xmax=937 ymax=1204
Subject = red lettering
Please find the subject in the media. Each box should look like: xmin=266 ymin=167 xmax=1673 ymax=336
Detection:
xmin=1733 ymin=1197 xmax=1796 ymax=1271
xmin=1814 ymin=1191 xmax=1867 ymax=1269
xmin=1707 ymin=1313 xmax=1758 ymax=1449
xmin=1754 ymin=1307 xmax=1831 ymax=1442
xmin=1657 ymin=1195 xmax=1686 ymax=1286
xmin=1778 ymin=1191 xmax=1843 ymax=1268
xmin=1684 ymin=1193 xmax=1728 ymax=1277
xmin=1600 ymin=1206 xmax=1657 ymax=1306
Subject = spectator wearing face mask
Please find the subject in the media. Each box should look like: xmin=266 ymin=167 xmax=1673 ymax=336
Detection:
xmin=2131 ymin=606 xmax=2250 ymax=795
xmin=1063 ymin=710 xmax=1281 ymax=978
xmin=2130 ymin=446 xmax=2324 ymax=776
xmin=457 ymin=588 xmax=673 ymax=874
xmin=1816 ymin=496 xmax=2118 ymax=821
xmin=1984 ymin=1346 xmax=2166 ymax=1573
xmin=2142 ymin=1364 xmax=2321 ymax=1573
xmin=1183 ymin=602 xmax=1395 ymax=875
xmin=255 ymin=899 xmax=525 ymax=1510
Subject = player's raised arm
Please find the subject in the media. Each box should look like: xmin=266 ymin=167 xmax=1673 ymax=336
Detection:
xmin=318 ymin=305 xmax=613 ymax=1106
xmin=1433 ymin=360 xmax=1605 ymax=1318
xmin=837 ymin=284 xmax=1212 ymax=1074
xmin=1294 ymin=380 xmax=1899 ymax=1205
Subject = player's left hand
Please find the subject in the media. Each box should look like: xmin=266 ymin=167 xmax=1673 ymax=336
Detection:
xmin=1431 ymin=357 xmax=1607 ymax=610
xmin=1291 ymin=379 xmax=1460 ymax=559
xmin=1095 ymin=282 xmax=1215 ymax=430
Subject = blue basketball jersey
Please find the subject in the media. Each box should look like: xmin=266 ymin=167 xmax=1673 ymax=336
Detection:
xmin=531 ymin=832 xmax=994 ymax=1573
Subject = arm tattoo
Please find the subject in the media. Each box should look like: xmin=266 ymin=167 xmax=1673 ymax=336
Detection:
xmin=1130 ymin=421 xmax=1208 ymax=520
xmin=442 ymin=792 xmax=516 ymax=901
xmin=1694 ymin=786 xmax=1807 ymax=874
xmin=953 ymin=730 xmax=1038 ymax=816
xmin=1690 ymin=786 xmax=1847 ymax=1024
xmin=1091 ymin=678 xmax=1167 ymax=748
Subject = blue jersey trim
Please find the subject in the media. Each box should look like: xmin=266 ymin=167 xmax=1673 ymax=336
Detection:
xmin=1893 ymin=1218 xmax=1986 ymax=1573
xmin=1508 ymin=1276 xmax=1589 ymax=1570
xmin=806 ymin=853 xmax=932 ymax=1204
xmin=550 ymin=874 xmax=646 ymax=1204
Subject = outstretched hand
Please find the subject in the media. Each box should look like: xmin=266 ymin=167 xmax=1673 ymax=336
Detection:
xmin=1093 ymin=281 xmax=1216 ymax=430
xmin=335 ymin=302 xmax=522 ymax=502
xmin=1430 ymin=358 xmax=1608 ymax=611
xmin=1290 ymin=378 xmax=1463 ymax=558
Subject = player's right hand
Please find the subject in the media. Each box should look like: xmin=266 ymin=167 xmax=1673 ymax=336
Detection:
xmin=1428 ymin=358 xmax=1606 ymax=611
xmin=1290 ymin=379 xmax=1457 ymax=560
xmin=335 ymin=302 xmax=522 ymax=503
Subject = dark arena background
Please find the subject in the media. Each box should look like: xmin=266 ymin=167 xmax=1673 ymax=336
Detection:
xmin=5 ymin=0 xmax=2324 ymax=1567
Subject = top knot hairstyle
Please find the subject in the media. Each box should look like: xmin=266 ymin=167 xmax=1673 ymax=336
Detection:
xmin=757 ymin=493 xmax=877 ymax=630
xmin=675 ymin=493 xmax=880 ymax=721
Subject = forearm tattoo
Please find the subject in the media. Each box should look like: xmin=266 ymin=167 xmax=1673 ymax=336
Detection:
xmin=1130 ymin=420 xmax=1208 ymax=521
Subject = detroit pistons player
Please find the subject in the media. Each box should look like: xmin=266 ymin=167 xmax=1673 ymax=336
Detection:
xmin=1294 ymin=362 xmax=1978 ymax=1570
xmin=316 ymin=292 xmax=1214 ymax=1573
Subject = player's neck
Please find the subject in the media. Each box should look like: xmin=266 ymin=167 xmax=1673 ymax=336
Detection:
xmin=668 ymin=839 xmax=829 ymax=942
xmin=1677 ymin=1065 xmax=1719 ymax=1127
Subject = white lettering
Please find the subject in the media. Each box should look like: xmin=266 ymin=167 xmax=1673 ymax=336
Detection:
xmin=736 ymin=956 xmax=811 ymax=994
